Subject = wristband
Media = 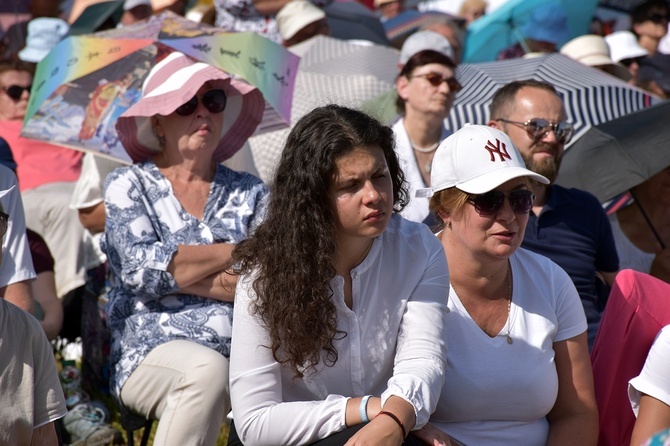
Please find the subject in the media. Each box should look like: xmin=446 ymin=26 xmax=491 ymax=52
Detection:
xmin=359 ymin=395 xmax=372 ymax=423
xmin=377 ymin=410 xmax=406 ymax=439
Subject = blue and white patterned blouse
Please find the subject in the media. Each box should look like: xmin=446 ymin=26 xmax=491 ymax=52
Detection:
xmin=101 ymin=161 xmax=268 ymax=397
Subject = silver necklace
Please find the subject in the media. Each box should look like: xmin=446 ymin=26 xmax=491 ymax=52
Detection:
xmin=504 ymin=266 xmax=513 ymax=345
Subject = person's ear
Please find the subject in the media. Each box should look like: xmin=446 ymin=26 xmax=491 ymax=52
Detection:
xmin=396 ymin=74 xmax=410 ymax=101
xmin=488 ymin=119 xmax=501 ymax=129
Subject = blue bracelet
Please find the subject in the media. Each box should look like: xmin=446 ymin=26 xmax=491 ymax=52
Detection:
xmin=359 ymin=395 xmax=372 ymax=423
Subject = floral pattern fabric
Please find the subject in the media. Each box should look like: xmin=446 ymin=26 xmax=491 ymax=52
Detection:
xmin=101 ymin=161 xmax=267 ymax=397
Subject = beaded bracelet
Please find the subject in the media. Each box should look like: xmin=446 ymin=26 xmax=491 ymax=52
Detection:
xmin=377 ymin=410 xmax=406 ymax=439
xmin=359 ymin=395 xmax=372 ymax=423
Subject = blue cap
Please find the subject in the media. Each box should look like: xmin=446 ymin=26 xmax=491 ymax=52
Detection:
xmin=521 ymin=2 xmax=569 ymax=45
xmin=0 ymin=138 xmax=16 ymax=172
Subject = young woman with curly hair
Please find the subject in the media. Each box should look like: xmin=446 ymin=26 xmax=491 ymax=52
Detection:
xmin=227 ymin=104 xmax=451 ymax=446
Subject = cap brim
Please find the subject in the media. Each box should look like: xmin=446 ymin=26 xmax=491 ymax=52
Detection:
xmin=456 ymin=167 xmax=550 ymax=194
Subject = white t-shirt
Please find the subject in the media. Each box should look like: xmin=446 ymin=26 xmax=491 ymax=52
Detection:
xmin=392 ymin=119 xmax=450 ymax=224
xmin=431 ymin=248 xmax=587 ymax=446
xmin=230 ymin=215 xmax=450 ymax=445
xmin=629 ymin=325 xmax=670 ymax=416
xmin=0 ymin=164 xmax=35 ymax=287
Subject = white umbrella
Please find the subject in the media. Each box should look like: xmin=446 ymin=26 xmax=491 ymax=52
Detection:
xmin=248 ymin=35 xmax=400 ymax=182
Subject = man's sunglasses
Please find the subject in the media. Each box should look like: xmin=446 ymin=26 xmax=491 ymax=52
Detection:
xmin=0 ymin=211 xmax=8 ymax=238
xmin=175 ymin=89 xmax=227 ymax=116
xmin=1 ymin=85 xmax=31 ymax=101
xmin=411 ymin=73 xmax=462 ymax=92
xmin=498 ymin=118 xmax=574 ymax=144
xmin=467 ymin=189 xmax=535 ymax=216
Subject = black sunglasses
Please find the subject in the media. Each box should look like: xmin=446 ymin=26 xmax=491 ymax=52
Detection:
xmin=411 ymin=73 xmax=462 ymax=92
xmin=620 ymin=56 xmax=644 ymax=67
xmin=498 ymin=118 xmax=574 ymax=144
xmin=0 ymin=211 xmax=8 ymax=238
xmin=467 ymin=189 xmax=535 ymax=216
xmin=175 ymin=89 xmax=227 ymax=116
xmin=648 ymin=13 xmax=669 ymax=24
xmin=1 ymin=85 xmax=31 ymax=101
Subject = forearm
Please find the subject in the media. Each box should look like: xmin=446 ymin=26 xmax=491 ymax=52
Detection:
xmin=31 ymin=422 xmax=59 ymax=446
xmin=168 ymin=243 xmax=235 ymax=288
xmin=178 ymin=270 xmax=237 ymax=302
xmin=546 ymin=412 xmax=598 ymax=446
xmin=253 ymin=0 xmax=293 ymax=16
xmin=77 ymin=202 xmax=106 ymax=234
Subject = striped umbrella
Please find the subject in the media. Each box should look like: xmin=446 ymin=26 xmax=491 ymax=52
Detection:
xmin=447 ymin=53 xmax=660 ymax=147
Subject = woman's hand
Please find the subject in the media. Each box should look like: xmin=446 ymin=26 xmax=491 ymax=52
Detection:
xmin=344 ymin=414 xmax=405 ymax=446
xmin=412 ymin=422 xmax=455 ymax=446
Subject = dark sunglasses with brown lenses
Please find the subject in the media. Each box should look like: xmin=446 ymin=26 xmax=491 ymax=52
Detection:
xmin=411 ymin=73 xmax=462 ymax=92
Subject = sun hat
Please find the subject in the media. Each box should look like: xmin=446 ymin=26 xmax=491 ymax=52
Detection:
xmin=399 ymin=30 xmax=454 ymax=65
xmin=276 ymin=0 xmax=326 ymax=41
xmin=605 ymin=30 xmax=648 ymax=63
xmin=115 ymin=51 xmax=265 ymax=163
xmin=520 ymin=2 xmax=569 ymax=45
xmin=429 ymin=124 xmax=549 ymax=195
xmin=18 ymin=17 xmax=70 ymax=63
xmin=560 ymin=34 xmax=631 ymax=81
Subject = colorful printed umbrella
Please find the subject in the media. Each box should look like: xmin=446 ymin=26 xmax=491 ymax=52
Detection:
xmin=21 ymin=11 xmax=299 ymax=163
xmin=446 ymin=53 xmax=659 ymax=146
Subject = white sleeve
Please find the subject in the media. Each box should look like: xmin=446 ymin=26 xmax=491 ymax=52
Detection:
xmin=629 ymin=326 xmax=670 ymax=416
xmin=0 ymin=167 xmax=35 ymax=286
xmin=229 ymin=273 xmax=347 ymax=446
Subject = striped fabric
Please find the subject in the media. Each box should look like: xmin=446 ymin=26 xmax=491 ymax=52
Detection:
xmin=447 ymin=53 xmax=659 ymax=150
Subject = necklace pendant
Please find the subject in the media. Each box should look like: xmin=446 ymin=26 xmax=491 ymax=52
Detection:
xmin=506 ymin=335 xmax=513 ymax=345
xmin=425 ymin=162 xmax=431 ymax=173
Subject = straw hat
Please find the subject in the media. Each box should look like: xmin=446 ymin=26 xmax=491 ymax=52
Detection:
xmin=560 ymin=34 xmax=631 ymax=81
xmin=115 ymin=52 xmax=264 ymax=163
xmin=605 ymin=31 xmax=648 ymax=64
xmin=18 ymin=17 xmax=69 ymax=63
xmin=276 ymin=0 xmax=326 ymax=41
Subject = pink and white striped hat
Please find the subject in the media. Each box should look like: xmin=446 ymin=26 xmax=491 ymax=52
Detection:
xmin=116 ymin=51 xmax=264 ymax=163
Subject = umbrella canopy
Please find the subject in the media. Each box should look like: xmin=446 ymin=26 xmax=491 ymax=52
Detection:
xmin=323 ymin=1 xmax=390 ymax=46
xmin=446 ymin=53 xmax=659 ymax=145
xmin=21 ymin=11 xmax=299 ymax=163
xmin=555 ymin=100 xmax=670 ymax=204
xmin=463 ymin=0 xmax=598 ymax=63
xmin=382 ymin=10 xmax=462 ymax=48
xmin=248 ymin=35 xmax=400 ymax=182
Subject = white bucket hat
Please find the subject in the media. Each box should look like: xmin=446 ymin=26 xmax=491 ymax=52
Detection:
xmin=560 ymin=34 xmax=631 ymax=81
xmin=116 ymin=51 xmax=264 ymax=163
xmin=18 ymin=17 xmax=70 ymax=63
xmin=605 ymin=30 xmax=648 ymax=64
xmin=429 ymin=124 xmax=549 ymax=195
xmin=276 ymin=0 xmax=326 ymax=41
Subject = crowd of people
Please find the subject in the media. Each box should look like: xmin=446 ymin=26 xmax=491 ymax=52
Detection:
xmin=1 ymin=0 xmax=670 ymax=445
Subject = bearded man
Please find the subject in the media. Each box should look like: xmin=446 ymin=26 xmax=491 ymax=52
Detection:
xmin=488 ymin=80 xmax=619 ymax=350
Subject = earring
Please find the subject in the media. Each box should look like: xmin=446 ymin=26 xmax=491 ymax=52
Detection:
xmin=446 ymin=221 xmax=452 ymax=229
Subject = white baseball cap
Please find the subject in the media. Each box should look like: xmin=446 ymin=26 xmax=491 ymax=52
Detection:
xmin=18 ymin=17 xmax=69 ymax=63
xmin=605 ymin=30 xmax=648 ymax=64
xmin=429 ymin=124 xmax=549 ymax=195
xmin=399 ymin=30 xmax=454 ymax=65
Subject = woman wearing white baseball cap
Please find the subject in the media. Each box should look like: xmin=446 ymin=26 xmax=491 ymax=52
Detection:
xmin=413 ymin=124 xmax=598 ymax=446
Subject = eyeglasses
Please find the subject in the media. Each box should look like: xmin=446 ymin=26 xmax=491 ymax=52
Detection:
xmin=1 ymin=85 xmax=31 ymax=101
xmin=0 ymin=211 xmax=8 ymax=238
xmin=498 ymin=118 xmax=574 ymax=144
xmin=620 ymin=56 xmax=644 ymax=67
xmin=467 ymin=189 xmax=535 ymax=216
xmin=175 ymin=89 xmax=227 ymax=116
xmin=411 ymin=73 xmax=462 ymax=92
xmin=648 ymin=13 xmax=669 ymax=24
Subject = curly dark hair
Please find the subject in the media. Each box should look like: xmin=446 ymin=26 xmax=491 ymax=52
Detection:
xmin=233 ymin=104 xmax=408 ymax=379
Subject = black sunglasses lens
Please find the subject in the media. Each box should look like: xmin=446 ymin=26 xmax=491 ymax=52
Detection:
xmin=175 ymin=96 xmax=198 ymax=116
xmin=473 ymin=191 xmax=505 ymax=215
xmin=202 ymin=89 xmax=227 ymax=113
xmin=5 ymin=85 xmax=29 ymax=100
xmin=650 ymin=13 xmax=669 ymax=23
xmin=424 ymin=74 xmax=442 ymax=87
xmin=509 ymin=190 xmax=534 ymax=214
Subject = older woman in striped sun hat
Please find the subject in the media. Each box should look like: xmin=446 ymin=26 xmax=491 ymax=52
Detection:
xmin=101 ymin=51 xmax=267 ymax=445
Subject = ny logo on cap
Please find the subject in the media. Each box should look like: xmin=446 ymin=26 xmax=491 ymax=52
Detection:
xmin=484 ymin=138 xmax=511 ymax=162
